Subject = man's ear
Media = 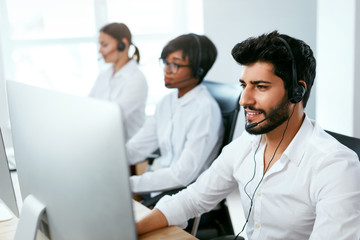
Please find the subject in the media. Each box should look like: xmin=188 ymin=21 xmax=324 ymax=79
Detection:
xmin=298 ymin=80 xmax=307 ymax=92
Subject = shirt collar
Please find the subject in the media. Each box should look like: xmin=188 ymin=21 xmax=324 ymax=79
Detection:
xmin=112 ymin=59 xmax=137 ymax=78
xmin=282 ymin=115 xmax=314 ymax=166
xmin=248 ymin=114 xmax=314 ymax=166
xmin=173 ymin=84 xmax=205 ymax=106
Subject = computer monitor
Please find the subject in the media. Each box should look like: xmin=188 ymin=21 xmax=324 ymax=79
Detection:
xmin=0 ymin=128 xmax=19 ymax=221
xmin=7 ymin=81 xmax=137 ymax=240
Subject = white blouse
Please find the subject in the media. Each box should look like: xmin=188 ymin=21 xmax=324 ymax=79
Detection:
xmin=126 ymin=84 xmax=224 ymax=194
xmin=89 ymin=59 xmax=148 ymax=141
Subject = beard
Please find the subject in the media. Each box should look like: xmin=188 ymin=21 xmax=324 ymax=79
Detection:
xmin=245 ymin=99 xmax=290 ymax=135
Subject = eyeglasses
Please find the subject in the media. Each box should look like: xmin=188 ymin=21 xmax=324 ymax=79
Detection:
xmin=159 ymin=58 xmax=191 ymax=74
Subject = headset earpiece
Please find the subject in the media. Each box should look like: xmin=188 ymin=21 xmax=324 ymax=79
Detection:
xmin=194 ymin=68 xmax=204 ymax=79
xmin=291 ymin=83 xmax=305 ymax=103
xmin=117 ymin=40 xmax=125 ymax=51
xmin=277 ymin=37 xmax=305 ymax=104
xmin=191 ymin=34 xmax=204 ymax=79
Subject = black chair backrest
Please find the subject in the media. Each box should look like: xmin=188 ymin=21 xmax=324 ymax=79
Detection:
xmin=325 ymin=130 xmax=360 ymax=159
xmin=203 ymin=80 xmax=241 ymax=148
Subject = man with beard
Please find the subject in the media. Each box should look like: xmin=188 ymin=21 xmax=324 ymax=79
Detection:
xmin=136 ymin=31 xmax=360 ymax=239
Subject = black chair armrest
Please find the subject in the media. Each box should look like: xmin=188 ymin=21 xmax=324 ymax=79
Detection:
xmin=146 ymin=149 xmax=161 ymax=165
xmin=211 ymin=236 xmax=244 ymax=240
xmin=141 ymin=187 xmax=185 ymax=208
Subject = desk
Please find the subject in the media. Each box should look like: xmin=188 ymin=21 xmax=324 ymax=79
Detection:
xmin=0 ymin=200 xmax=197 ymax=240
xmin=0 ymin=215 xmax=18 ymax=240
xmin=134 ymin=200 xmax=197 ymax=240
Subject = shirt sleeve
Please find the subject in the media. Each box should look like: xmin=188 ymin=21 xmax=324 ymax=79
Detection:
xmin=309 ymin=150 xmax=360 ymax=239
xmin=126 ymin=116 xmax=159 ymax=165
xmin=130 ymin=103 xmax=223 ymax=194
xmin=112 ymin=72 xmax=148 ymax=120
xmin=89 ymin=72 xmax=104 ymax=97
xmin=89 ymin=65 xmax=148 ymax=140
xmin=155 ymin=144 xmax=239 ymax=228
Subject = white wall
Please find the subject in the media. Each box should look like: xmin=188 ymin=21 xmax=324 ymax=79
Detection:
xmin=202 ymin=0 xmax=317 ymax=137
xmin=203 ymin=0 xmax=360 ymax=138
xmin=2 ymin=1 xmax=359 ymax=139
xmin=316 ymin=0 xmax=360 ymax=138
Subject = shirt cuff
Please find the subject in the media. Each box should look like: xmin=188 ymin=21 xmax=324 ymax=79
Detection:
xmin=155 ymin=195 xmax=188 ymax=229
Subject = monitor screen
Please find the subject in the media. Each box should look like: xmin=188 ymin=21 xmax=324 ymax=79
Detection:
xmin=0 ymin=128 xmax=19 ymax=220
xmin=7 ymin=81 xmax=137 ymax=240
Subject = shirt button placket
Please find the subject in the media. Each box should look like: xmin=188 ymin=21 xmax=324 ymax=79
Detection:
xmin=252 ymin=190 xmax=262 ymax=239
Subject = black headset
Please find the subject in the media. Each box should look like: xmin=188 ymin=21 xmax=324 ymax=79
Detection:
xmin=117 ymin=40 xmax=125 ymax=51
xmin=277 ymin=37 xmax=305 ymax=104
xmin=191 ymin=34 xmax=205 ymax=79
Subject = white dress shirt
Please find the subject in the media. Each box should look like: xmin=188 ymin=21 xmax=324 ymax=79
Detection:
xmin=89 ymin=59 xmax=148 ymax=141
xmin=156 ymin=116 xmax=360 ymax=240
xmin=126 ymin=84 xmax=224 ymax=194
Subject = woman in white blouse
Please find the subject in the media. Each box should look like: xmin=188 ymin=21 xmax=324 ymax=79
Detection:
xmin=90 ymin=22 xmax=148 ymax=141
xmin=126 ymin=33 xmax=224 ymax=198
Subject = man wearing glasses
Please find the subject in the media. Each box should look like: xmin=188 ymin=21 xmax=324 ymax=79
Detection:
xmin=126 ymin=33 xmax=224 ymax=200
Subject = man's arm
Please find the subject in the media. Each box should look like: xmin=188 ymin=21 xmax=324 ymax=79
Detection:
xmin=310 ymin=151 xmax=360 ymax=238
xmin=136 ymin=209 xmax=168 ymax=235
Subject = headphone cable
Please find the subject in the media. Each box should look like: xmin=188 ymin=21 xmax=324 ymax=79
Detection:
xmin=233 ymin=104 xmax=296 ymax=240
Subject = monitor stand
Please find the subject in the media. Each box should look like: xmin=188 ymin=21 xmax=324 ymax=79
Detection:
xmin=14 ymin=195 xmax=46 ymax=240
xmin=6 ymin=147 xmax=16 ymax=171
xmin=0 ymin=202 xmax=13 ymax=221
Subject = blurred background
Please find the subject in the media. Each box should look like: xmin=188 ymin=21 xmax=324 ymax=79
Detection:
xmin=0 ymin=0 xmax=359 ymax=153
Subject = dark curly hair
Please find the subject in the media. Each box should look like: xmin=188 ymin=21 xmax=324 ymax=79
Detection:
xmin=231 ymin=30 xmax=316 ymax=108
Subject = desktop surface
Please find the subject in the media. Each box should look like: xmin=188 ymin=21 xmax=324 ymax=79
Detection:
xmin=0 ymin=199 xmax=198 ymax=240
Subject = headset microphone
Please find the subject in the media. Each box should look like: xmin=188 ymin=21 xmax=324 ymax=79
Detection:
xmin=97 ymin=47 xmax=120 ymax=61
xmin=245 ymin=100 xmax=290 ymax=130
xmin=165 ymin=77 xmax=193 ymax=87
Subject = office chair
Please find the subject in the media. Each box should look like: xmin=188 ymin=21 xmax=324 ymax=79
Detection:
xmin=186 ymin=80 xmax=241 ymax=239
xmin=202 ymin=80 xmax=242 ymax=149
xmin=142 ymin=80 xmax=241 ymax=239
xmin=325 ymin=130 xmax=360 ymax=159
